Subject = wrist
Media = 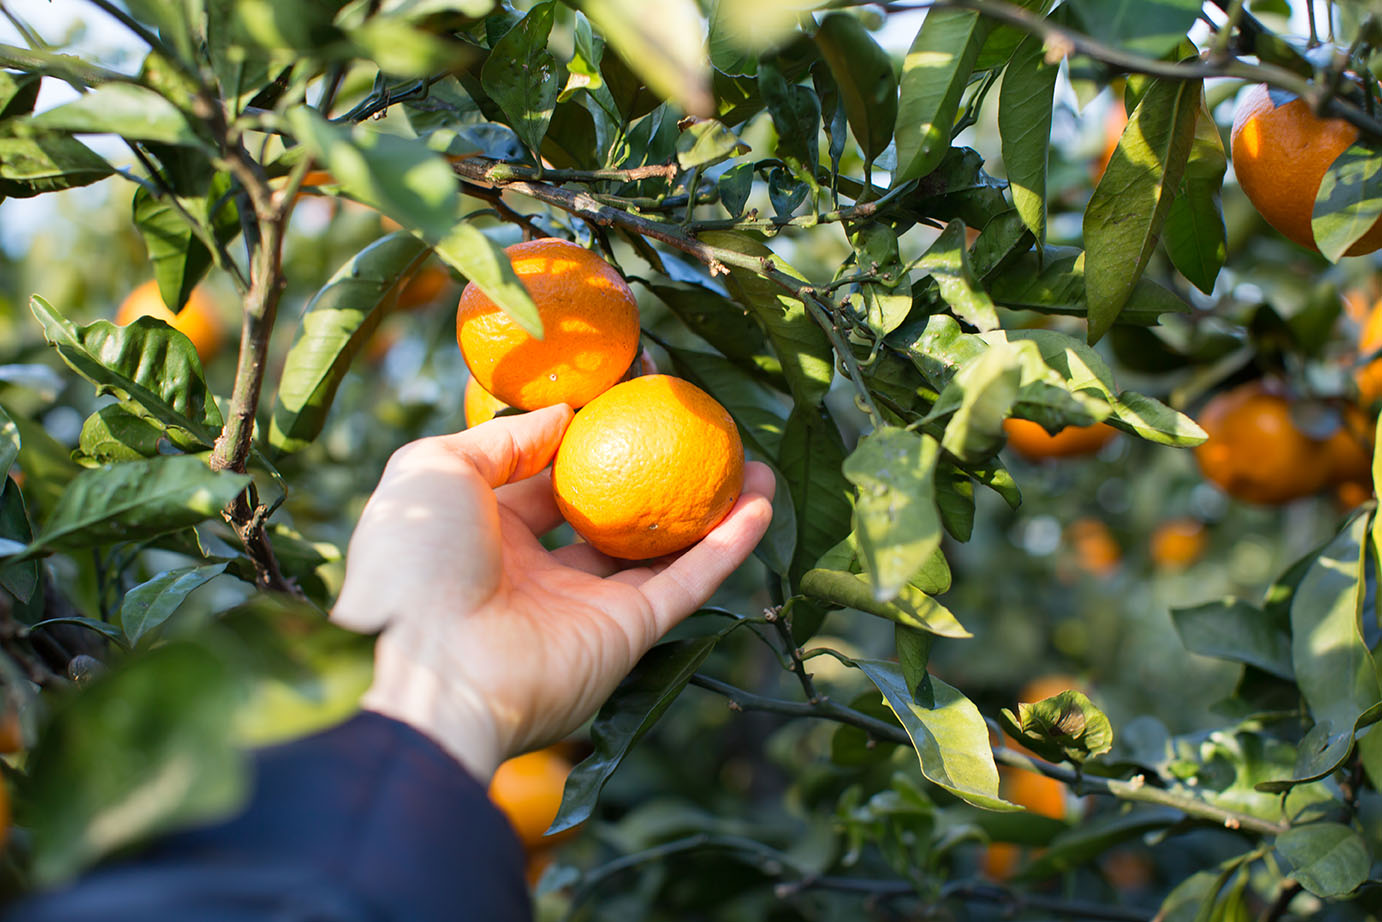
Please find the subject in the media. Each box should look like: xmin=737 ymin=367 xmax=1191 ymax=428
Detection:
xmin=361 ymin=627 xmax=504 ymax=784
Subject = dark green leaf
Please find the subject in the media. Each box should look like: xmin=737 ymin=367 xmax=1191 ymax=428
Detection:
xmin=29 ymin=456 xmax=249 ymax=555
xmin=999 ymin=690 xmax=1113 ymax=765
xmin=1171 ymin=599 xmax=1293 ymax=680
xmin=758 ymin=60 xmax=820 ymax=180
xmin=0 ymin=478 xmax=35 ymax=602
xmin=698 ymin=231 xmax=833 ymax=407
xmin=133 ymin=171 xmax=239 ymax=314
xmin=551 ymin=637 xmax=716 ymax=834
xmin=1024 ymin=805 xmax=1183 ymax=880
xmin=917 ymin=220 xmax=999 ymax=332
xmin=1084 ymin=76 xmax=1200 ymax=343
xmin=432 ymin=222 xmax=542 ymax=338
xmin=286 ymin=107 xmax=459 ymax=242
xmin=30 ymin=296 xmax=222 ymax=449
xmin=894 ymin=9 xmax=990 ymax=183
xmin=0 ymin=404 xmax=16 ymax=483
xmin=988 ymin=248 xmax=1192 ymax=326
xmin=0 ymin=71 xmax=41 ymax=121
xmin=997 ymin=33 xmax=1057 ymax=245
xmin=121 ymin=563 xmax=229 ymax=645
xmin=1164 ymin=99 xmax=1227 ymax=294
xmin=77 ymin=405 xmax=164 ymax=464
xmin=1066 ymin=0 xmax=1203 ymax=58
xmin=843 ymin=427 xmax=942 ymax=601
xmin=30 ymin=84 xmax=204 ymax=147
xmin=642 ymin=279 xmax=779 ymax=383
xmin=269 ymin=233 xmax=432 ymax=455
xmin=718 ymin=161 xmax=754 ymax=217
xmin=0 ymin=131 xmax=112 ymax=197
xmin=896 ymin=624 xmax=933 ymax=704
xmin=481 ymin=3 xmax=559 ymax=157
xmin=800 ymin=569 xmax=969 ymax=638
xmin=23 ymin=642 xmax=247 ymax=884
xmin=1276 ymin=822 xmax=1370 ymax=898
xmin=779 ymin=405 xmax=852 ymax=584
xmin=854 ymin=659 xmax=1013 ymax=810
xmin=767 ymin=166 xmax=808 ymax=217
xmin=814 ymin=14 xmax=897 ymax=167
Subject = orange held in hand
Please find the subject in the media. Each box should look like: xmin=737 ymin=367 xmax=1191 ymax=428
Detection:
xmin=1231 ymin=83 xmax=1382 ymax=255
xmin=552 ymin=375 xmax=744 ymax=560
xmin=115 ymin=280 xmax=225 ymax=363
xmin=488 ymin=746 xmax=576 ymax=850
xmin=1003 ymin=418 xmax=1117 ymax=461
xmin=456 ymin=238 xmax=640 ymax=410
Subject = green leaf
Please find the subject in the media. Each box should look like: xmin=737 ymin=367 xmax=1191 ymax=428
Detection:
xmin=121 ymin=563 xmax=229 ymax=645
xmin=1171 ymin=599 xmax=1293 ymax=680
xmin=580 ymin=0 xmax=712 ymax=117
xmin=0 ymin=478 xmax=36 ymax=602
xmin=1314 ymin=142 xmax=1382 ymax=262
xmin=481 ymin=2 xmax=560 ymax=157
xmin=932 ymin=343 xmax=1022 ymax=462
xmin=642 ymin=279 xmax=779 ymax=383
xmin=0 ymin=403 xmax=17 ymax=484
xmin=22 ymin=642 xmax=247 ymax=885
xmin=779 ymin=405 xmax=852 ymax=584
xmin=1275 ymin=822 xmax=1371 ymax=898
xmin=698 ymin=231 xmax=833 ymax=407
xmin=0 ymin=131 xmax=112 ymax=197
xmin=853 ymin=659 xmax=1013 ymax=810
xmin=269 ymin=233 xmax=432 ymax=455
xmin=999 ymin=690 xmax=1113 ymax=765
xmin=997 ymin=33 xmax=1057 ymax=245
xmin=30 ymin=84 xmax=205 ymax=148
xmin=801 ymin=569 xmax=970 ymax=638
xmin=842 ymin=428 xmax=942 ymax=601
xmin=1084 ymin=76 xmax=1200 ymax=343
xmin=77 ymin=405 xmax=164 ymax=464
xmin=917 ymin=220 xmax=999 ymax=332
xmin=675 ymin=119 xmax=747 ymax=169
xmin=894 ymin=9 xmax=991 ymax=184
xmin=1066 ymin=0 xmax=1203 ymax=58
xmin=758 ymin=60 xmax=820 ymax=181
xmin=133 ymin=171 xmax=240 ymax=314
xmin=1283 ymin=514 xmax=1380 ymax=783
xmin=28 ymin=456 xmax=249 ymax=555
xmin=1163 ymin=99 xmax=1227 ymax=294
xmin=285 ymin=107 xmax=459 ymax=242
xmin=432 ymin=222 xmax=541 ymax=339
xmin=814 ymin=14 xmax=897 ymax=168
xmin=0 ymin=71 xmax=41 ymax=120
xmin=1024 ymin=805 xmax=1182 ymax=881
xmin=718 ymin=161 xmax=755 ymax=217
xmin=896 ymin=624 xmax=934 ymax=703
xmin=988 ymin=248 xmax=1191 ymax=326
xmin=348 ymin=19 xmax=464 ymax=79
xmin=30 ymin=296 xmax=223 ymax=449
xmin=551 ymin=637 xmax=716 ymax=834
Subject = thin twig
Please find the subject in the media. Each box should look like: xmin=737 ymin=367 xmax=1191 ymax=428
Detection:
xmin=1260 ymin=879 xmax=1302 ymax=922
xmin=768 ymin=605 xmax=819 ymax=703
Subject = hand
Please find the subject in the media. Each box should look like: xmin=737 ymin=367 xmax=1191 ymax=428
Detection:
xmin=332 ymin=404 xmax=775 ymax=783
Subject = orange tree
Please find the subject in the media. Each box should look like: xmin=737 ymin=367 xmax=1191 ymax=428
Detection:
xmin=2 ymin=0 xmax=1382 ymax=919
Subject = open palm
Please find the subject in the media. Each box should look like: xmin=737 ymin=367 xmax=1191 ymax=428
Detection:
xmin=333 ymin=404 xmax=775 ymax=781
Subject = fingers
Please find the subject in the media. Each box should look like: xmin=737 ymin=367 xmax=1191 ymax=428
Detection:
xmin=409 ymin=404 xmax=573 ymax=488
xmin=636 ymin=461 xmax=775 ymax=634
xmin=496 ymin=470 xmax=564 ymax=536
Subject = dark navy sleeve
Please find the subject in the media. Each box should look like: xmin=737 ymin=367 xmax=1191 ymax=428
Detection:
xmin=5 ymin=711 xmax=532 ymax=922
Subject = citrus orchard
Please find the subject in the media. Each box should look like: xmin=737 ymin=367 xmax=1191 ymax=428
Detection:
xmin=114 ymin=280 xmax=225 ymax=362
xmin=1003 ymin=418 xmax=1117 ymax=461
xmin=456 ymin=238 xmax=640 ymax=410
xmin=1231 ymin=84 xmax=1382 ymax=255
xmin=552 ymin=375 xmax=744 ymax=560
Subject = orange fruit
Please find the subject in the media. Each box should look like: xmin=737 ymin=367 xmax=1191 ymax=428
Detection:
xmin=397 ymin=263 xmax=450 ymax=312
xmin=1322 ymin=404 xmax=1375 ymax=484
xmin=552 ymin=375 xmax=744 ymax=560
xmin=1231 ymin=83 xmax=1382 ymax=255
xmin=0 ymin=706 xmax=21 ymax=755
xmin=464 ymin=375 xmax=511 ymax=428
xmin=116 ymin=280 xmax=225 ymax=363
xmin=1149 ymin=518 xmax=1208 ymax=570
xmin=1336 ymin=479 xmax=1374 ymax=509
xmin=1092 ymin=104 xmax=1127 ymax=184
xmin=456 ymin=238 xmax=640 ymax=410
xmin=1067 ymin=518 xmax=1120 ymax=576
xmin=488 ymin=747 xmax=576 ymax=850
xmin=1194 ymin=381 xmax=1331 ymax=504
xmin=1356 ymin=301 xmax=1382 ymax=407
xmin=1003 ymin=418 xmax=1117 ymax=461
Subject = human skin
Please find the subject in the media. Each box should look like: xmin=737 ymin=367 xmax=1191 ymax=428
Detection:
xmin=332 ymin=405 xmax=775 ymax=783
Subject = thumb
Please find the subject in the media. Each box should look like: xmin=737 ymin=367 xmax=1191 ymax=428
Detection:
xmin=414 ymin=403 xmax=574 ymax=488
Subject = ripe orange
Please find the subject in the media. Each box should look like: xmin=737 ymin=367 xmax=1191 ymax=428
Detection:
xmin=1092 ymin=104 xmax=1127 ymax=184
xmin=456 ymin=238 xmax=640 ymax=410
xmin=552 ymin=375 xmax=744 ymax=560
xmin=115 ymin=280 xmax=225 ymax=363
xmin=1194 ymin=381 xmax=1331 ymax=504
xmin=1322 ymin=404 xmax=1375 ymax=484
xmin=1231 ymin=83 xmax=1382 ymax=255
xmin=488 ymin=747 xmax=576 ymax=850
xmin=1067 ymin=518 xmax=1120 ymax=576
xmin=1003 ymin=418 xmax=1117 ymax=461
xmin=397 ymin=263 xmax=450 ymax=312
xmin=464 ymin=375 xmax=511 ymax=428
xmin=1149 ymin=518 xmax=1208 ymax=570
xmin=1336 ymin=479 xmax=1374 ymax=509
xmin=1356 ymin=301 xmax=1382 ymax=407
